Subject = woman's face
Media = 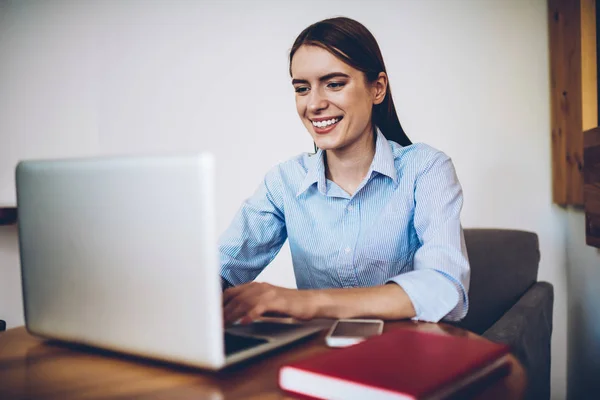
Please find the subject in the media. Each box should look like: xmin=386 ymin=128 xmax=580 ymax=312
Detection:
xmin=291 ymin=45 xmax=385 ymax=153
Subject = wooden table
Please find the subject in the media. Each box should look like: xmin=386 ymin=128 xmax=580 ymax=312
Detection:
xmin=0 ymin=321 xmax=526 ymax=399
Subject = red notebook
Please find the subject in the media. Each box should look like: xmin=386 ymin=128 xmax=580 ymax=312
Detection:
xmin=278 ymin=327 xmax=511 ymax=400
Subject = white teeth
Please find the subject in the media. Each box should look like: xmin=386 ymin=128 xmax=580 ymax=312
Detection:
xmin=312 ymin=118 xmax=340 ymax=128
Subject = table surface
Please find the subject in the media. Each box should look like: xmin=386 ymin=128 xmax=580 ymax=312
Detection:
xmin=0 ymin=320 xmax=526 ymax=400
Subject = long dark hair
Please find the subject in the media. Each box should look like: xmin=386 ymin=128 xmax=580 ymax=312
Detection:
xmin=289 ymin=17 xmax=412 ymax=147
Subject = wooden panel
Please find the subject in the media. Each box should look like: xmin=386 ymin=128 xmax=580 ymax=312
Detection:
xmin=548 ymin=0 xmax=586 ymax=206
xmin=582 ymin=0 xmax=598 ymax=131
xmin=584 ymin=127 xmax=600 ymax=247
xmin=549 ymin=0 xmax=572 ymax=204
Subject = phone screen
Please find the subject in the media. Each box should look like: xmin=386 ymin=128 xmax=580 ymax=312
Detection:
xmin=330 ymin=320 xmax=382 ymax=338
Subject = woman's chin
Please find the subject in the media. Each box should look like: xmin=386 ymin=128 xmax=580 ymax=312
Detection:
xmin=313 ymin=137 xmax=339 ymax=151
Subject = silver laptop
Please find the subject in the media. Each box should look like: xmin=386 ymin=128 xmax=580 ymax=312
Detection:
xmin=15 ymin=153 xmax=323 ymax=370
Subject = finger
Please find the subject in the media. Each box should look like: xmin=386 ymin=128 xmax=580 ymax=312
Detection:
xmin=246 ymin=303 xmax=268 ymax=322
xmin=223 ymin=281 xmax=270 ymax=305
xmin=238 ymin=316 xmax=254 ymax=325
xmin=238 ymin=294 xmax=282 ymax=324
xmin=242 ymin=295 xmax=287 ymax=322
xmin=222 ymin=282 xmax=254 ymax=305
xmin=224 ymin=286 xmax=276 ymax=324
xmin=225 ymin=297 xmax=261 ymax=325
xmin=223 ymin=286 xmax=268 ymax=324
xmin=223 ymin=284 xmax=265 ymax=316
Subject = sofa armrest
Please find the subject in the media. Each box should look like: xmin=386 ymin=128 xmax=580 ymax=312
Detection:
xmin=483 ymin=281 xmax=553 ymax=400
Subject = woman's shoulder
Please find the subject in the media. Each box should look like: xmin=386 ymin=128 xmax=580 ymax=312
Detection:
xmin=261 ymin=152 xmax=317 ymax=187
xmin=267 ymin=151 xmax=318 ymax=175
xmin=389 ymin=141 xmax=451 ymax=168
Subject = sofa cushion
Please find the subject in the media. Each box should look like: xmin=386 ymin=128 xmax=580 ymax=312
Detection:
xmin=456 ymin=229 xmax=540 ymax=334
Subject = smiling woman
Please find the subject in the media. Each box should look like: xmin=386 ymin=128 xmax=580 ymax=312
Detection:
xmin=219 ymin=17 xmax=470 ymax=326
xmin=289 ymin=17 xmax=411 ymax=149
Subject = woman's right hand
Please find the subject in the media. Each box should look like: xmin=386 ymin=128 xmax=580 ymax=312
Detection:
xmin=222 ymin=282 xmax=318 ymax=325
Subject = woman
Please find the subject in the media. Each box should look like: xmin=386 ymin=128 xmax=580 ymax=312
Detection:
xmin=220 ymin=17 xmax=470 ymax=325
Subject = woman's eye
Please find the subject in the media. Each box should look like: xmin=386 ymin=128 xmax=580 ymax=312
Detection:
xmin=327 ymin=82 xmax=345 ymax=89
xmin=294 ymin=86 xmax=310 ymax=94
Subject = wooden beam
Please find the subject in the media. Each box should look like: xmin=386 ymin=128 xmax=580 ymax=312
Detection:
xmin=549 ymin=0 xmax=571 ymax=205
xmin=548 ymin=0 xmax=586 ymax=206
xmin=582 ymin=0 xmax=598 ymax=131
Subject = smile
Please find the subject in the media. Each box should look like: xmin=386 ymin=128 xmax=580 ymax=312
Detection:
xmin=311 ymin=117 xmax=342 ymax=128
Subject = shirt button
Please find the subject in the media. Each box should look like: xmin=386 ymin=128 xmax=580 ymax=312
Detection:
xmin=344 ymin=247 xmax=351 ymax=253
xmin=347 ymin=205 xmax=354 ymax=211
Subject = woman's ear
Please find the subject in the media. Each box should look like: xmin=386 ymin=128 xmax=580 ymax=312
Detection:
xmin=372 ymin=72 xmax=388 ymax=105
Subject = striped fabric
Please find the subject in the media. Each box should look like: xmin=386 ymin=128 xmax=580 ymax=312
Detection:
xmin=219 ymin=130 xmax=470 ymax=322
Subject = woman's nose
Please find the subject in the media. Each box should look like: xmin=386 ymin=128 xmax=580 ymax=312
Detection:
xmin=308 ymin=90 xmax=328 ymax=113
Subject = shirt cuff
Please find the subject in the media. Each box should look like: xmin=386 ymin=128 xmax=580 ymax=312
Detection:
xmin=387 ymin=269 xmax=460 ymax=323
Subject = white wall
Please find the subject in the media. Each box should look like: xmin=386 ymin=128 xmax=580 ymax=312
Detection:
xmin=565 ymin=209 xmax=600 ymax=399
xmin=0 ymin=0 xmax=568 ymax=398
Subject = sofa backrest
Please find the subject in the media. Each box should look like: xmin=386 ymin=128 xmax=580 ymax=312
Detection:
xmin=457 ymin=229 xmax=541 ymax=334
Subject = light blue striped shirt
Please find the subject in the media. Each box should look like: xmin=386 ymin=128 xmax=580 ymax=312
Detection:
xmin=219 ymin=131 xmax=470 ymax=322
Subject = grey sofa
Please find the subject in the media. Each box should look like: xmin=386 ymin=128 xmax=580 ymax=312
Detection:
xmin=452 ymin=229 xmax=553 ymax=400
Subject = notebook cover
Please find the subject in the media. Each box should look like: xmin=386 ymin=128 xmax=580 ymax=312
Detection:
xmin=279 ymin=327 xmax=511 ymax=399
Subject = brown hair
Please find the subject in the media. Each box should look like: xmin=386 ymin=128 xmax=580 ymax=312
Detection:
xmin=289 ymin=17 xmax=412 ymax=147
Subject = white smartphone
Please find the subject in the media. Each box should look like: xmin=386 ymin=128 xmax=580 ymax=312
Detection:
xmin=325 ymin=319 xmax=384 ymax=348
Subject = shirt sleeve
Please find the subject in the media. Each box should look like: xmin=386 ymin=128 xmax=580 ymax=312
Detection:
xmin=387 ymin=151 xmax=470 ymax=322
xmin=219 ymin=166 xmax=288 ymax=286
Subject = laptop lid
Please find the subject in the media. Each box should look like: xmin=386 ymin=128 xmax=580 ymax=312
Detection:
xmin=16 ymin=154 xmax=226 ymax=369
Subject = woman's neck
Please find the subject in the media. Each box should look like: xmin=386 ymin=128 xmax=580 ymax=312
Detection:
xmin=325 ymin=129 xmax=376 ymax=195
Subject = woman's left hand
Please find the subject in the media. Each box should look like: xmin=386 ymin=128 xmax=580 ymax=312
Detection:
xmin=222 ymin=282 xmax=318 ymax=325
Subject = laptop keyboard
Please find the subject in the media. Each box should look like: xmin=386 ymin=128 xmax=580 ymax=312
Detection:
xmin=224 ymin=332 xmax=268 ymax=356
xmin=234 ymin=321 xmax=304 ymax=336
xmin=223 ymin=322 xmax=305 ymax=356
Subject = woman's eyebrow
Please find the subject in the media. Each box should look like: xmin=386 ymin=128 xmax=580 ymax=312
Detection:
xmin=291 ymin=72 xmax=351 ymax=85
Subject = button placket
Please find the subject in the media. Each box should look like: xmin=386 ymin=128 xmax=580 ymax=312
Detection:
xmin=337 ymin=199 xmax=360 ymax=288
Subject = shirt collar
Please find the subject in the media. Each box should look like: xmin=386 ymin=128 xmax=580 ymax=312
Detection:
xmin=370 ymin=129 xmax=398 ymax=184
xmin=296 ymin=129 xmax=399 ymax=197
xmin=297 ymin=149 xmax=327 ymax=196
